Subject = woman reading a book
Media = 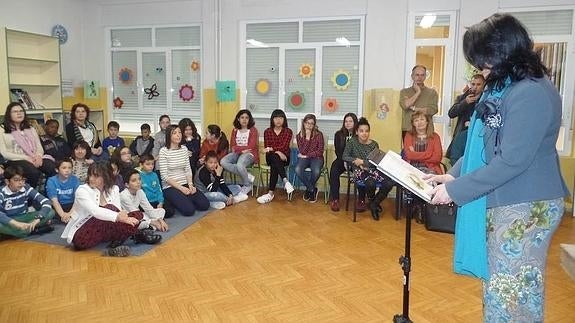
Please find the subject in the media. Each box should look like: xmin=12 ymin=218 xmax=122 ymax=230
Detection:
xmin=342 ymin=117 xmax=394 ymax=221
xmin=403 ymin=111 xmax=443 ymax=174
xmin=427 ymin=14 xmax=568 ymax=322
xmin=65 ymin=103 xmax=103 ymax=161
xmin=0 ymin=102 xmax=57 ymax=187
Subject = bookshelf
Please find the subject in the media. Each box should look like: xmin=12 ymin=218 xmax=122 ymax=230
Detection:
xmin=0 ymin=27 xmax=63 ymax=132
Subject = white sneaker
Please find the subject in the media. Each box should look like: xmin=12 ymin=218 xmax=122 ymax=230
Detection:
xmin=233 ymin=193 xmax=249 ymax=204
xmin=241 ymin=185 xmax=253 ymax=195
xmin=257 ymin=193 xmax=274 ymax=204
xmin=247 ymin=173 xmax=255 ymax=183
xmin=284 ymin=181 xmax=294 ymax=194
xmin=210 ymin=201 xmax=226 ymax=210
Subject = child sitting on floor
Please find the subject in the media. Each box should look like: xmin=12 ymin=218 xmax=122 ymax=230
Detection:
xmin=137 ymin=154 xmax=175 ymax=218
xmin=40 ymin=119 xmax=71 ymax=162
xmin=71 ymin=140 xmax=94 ymax=183
xmin=46 ymin=158 xmax=80 ymax=223
xmin=120 ymin=170 xmax=168 ymax=232
xmin=194 ymin=151 xmax=248 ymax=209
xmin=102 ymin=121 xmax=125 ymax=160
xmin=0 ymin=165 xmax=55 ymax=237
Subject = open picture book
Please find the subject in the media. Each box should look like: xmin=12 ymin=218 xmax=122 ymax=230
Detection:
xmin=367 ymin=149 xmax=433 ymax=203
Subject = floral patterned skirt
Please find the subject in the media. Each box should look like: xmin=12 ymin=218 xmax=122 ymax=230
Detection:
xmin=483 ymin=198 xmax=564 ymax=322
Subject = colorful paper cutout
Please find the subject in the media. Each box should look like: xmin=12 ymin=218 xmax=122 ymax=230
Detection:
xmin=216 ymin=80 xmax=236 ymax=102
xmin=144 ymin=83 xmax=160 ymax=100
xmin=331 ymin=70 xmax=351 ymax=90
xmin=113 ymin=97 xmax=124 ymax=109
xmin=299 ymin=63 xmax=314 ymax=78
xmin=191 ymin=60 xmax=200 ymax=71
xmin=84 ymin=80 xmax=99 ymax=99
xmin=255 ymin=79 xmax=271 ymax=96
xmin=324 ymin=98 xmax=338 ymax=112
xmin=119 ymin=67 xmax=133 ymax=84
xmin=288 ymin=91 xmax=305 ymax=109
xmin=179 ymin=84 xmax=195 ymax=101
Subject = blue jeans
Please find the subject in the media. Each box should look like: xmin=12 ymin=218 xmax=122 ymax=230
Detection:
xmin=203 ymin=184 xmax=243 ymax=203
xmin=220 ymin=152 xmax=255 ymax=186
xmin=295 ymin=157 xmax=324 ymax=192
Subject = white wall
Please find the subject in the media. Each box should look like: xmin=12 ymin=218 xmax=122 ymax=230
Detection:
xmin=3 ymin=0 xmax=574 ymax=92
xmin=0 ymin=0 xmax=86 ymax=85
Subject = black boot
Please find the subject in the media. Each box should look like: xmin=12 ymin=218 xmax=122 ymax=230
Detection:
xmin=369 ymin=199 xmax=380 ymax=221
xmin=132 ymin=229 xmax=162 ymax=245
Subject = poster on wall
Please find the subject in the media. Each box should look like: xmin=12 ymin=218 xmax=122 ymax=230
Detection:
xmin=84 ymin=80 xmax=99 ymax=99
xmin=216 ymin=80 xmax=236 ymax=102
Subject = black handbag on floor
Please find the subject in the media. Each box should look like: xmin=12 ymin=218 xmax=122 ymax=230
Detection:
xmin=424 ymin=203 xmax=457 ymax=234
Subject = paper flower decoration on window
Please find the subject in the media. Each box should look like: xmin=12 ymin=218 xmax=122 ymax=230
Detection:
xmin=179 ymin=84 xmax=195 ymax=101
xmin=299 ymin=63 xmax=314 ymax=78
xmin=144 ymin=83 xmax=160 ymax=100
xmin=288 ymin=91 xmax=305 ymax=109
xmin=118 ymin=67 xmax=133 ymax=84
xmin=113 ymin=97 xmax=124 ymax=109
xmin=255 ymin=79 xmax=271 ymax=95
xmin=191 ymin=60 xmax=200 ymax=71
xmin=323 ymin=98 xmax=338 ymax=112
xmin=331 ymin=69 xmax=351 ymax=90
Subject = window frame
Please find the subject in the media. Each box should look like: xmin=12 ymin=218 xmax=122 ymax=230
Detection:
xmin=105 ymin=24 xmax=203 ymax=136
xmin=239 ymin=16 xmax=365 ymax=136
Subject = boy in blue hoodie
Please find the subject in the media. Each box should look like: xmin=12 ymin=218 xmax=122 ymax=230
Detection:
xmin=137 ymin=154 xmax=174 ymax=218
xmin=0 ymin=165 xmax=54 ymax=237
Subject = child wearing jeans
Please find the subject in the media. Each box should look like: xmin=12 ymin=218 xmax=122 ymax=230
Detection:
xmin=120 ymin=170 xmax=168 ymax=232
xmin=46 ymin=158 xmax=80 ymax=223
xmin=138 ymin=154 xmax=175 ymax=218
xmin=194 ymin=151 xmax=248 ymax=209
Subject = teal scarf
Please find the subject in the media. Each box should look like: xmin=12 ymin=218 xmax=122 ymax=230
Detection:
xmin=453 ymin=79 xmax=510 ymax=281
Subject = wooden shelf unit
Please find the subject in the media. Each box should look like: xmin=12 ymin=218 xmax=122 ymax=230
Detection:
xmin=0 ymin=27 xmax=63 ymax=131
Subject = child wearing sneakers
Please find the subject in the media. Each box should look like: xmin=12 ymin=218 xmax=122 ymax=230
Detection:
xmin=46 ymin=158 xmax=80 ymax=223
xmin=220 ymin=109 xmax=258 ymax=195
xmin=257 ymin=109 xmax=294 ymax=204
xmin=194 ymin=151 xmax=248 ymax=209
xmin=0 ymin=165 xmax=55 ymax=238
xmin=138 ymin=154 xmax=175 ymax=218
xmin=120 ymin=170 xmax=168 ymax=232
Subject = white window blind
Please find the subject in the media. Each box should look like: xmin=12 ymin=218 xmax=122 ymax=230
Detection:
xmin=285 ymin=49 xmax=315 ymax=114
xmin=246 ymin=47 xmax=279 ymax=113
xmin=321 ymin=46 xmax=360 ymax=115
xmin=156 ymin=26 xmax=201 ymax=47
xmin=109 ymin=25 xmax=202 ymax=135
xmin=111 ymin=29 xmax=152 ymax=47
xmin=246 ymin=22 xmax=299 ymax=43
xmin=142 ymin=52 xmax=167 ymax=109
xmin=510 ymin=10 xmax=573 ymax=36
xmin=111 ymin=51 xmax=138 ymax=110
xmin=303 ymin=20 xmax=361 ymax=42
xmin=172 ymin=49 xmax=201 ymax=120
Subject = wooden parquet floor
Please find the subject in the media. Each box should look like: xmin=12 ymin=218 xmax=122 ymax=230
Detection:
xmin=1 ymin=196 xmax=574 ymax=322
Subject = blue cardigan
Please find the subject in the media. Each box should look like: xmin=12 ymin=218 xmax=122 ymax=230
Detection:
xmin=447 ymin=77 xmax=569 ymax=208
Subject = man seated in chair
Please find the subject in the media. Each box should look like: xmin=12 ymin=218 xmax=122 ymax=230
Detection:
xmin=342 ymin=117 xmax=394 ymax=221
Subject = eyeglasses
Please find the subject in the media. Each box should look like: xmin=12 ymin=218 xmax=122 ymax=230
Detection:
xmin=305 ymin=121 xmax=315 ymax=126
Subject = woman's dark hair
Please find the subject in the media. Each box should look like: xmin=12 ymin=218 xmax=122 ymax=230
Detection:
xmin=463 ymin=13 xmax=548 ymax=91
xmin=269 ymin=109 xmax=288 ymax=128
xmin=165 ymin=124 xmax=180 ymax=149
xmin=111 ymin=146 xmax=130 ymax=165
xmin=178 ymin=118 xmax=198 ymax=140
xmin=2 ymin=102 xmax=31 ymax=133
xmin=339 ymin=113 xmax=358 ymax=135
xmin=72 ymin=140 xmax=92 ymax=159
xmin=357 ymin=117 xmax=370 ymax=131
xmin=70 ymin=103 xmax=90 ymax=121
xmin=123 ymin=169 xmax=140 ymax=185
xmin=207 ymin=124 xmax=229 ymax=155
xmin=233 ymin=109 xmax=255 ymax=129
xmin=87 ymin=162 xmax=115 ymax=192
